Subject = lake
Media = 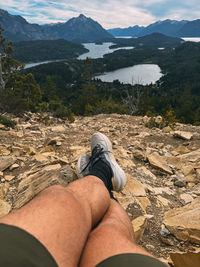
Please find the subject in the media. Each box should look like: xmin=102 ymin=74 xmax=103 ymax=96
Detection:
xmin=182 ymin=37 xmax=200 ymax=42
xmin=78 ymin=42 xmax=134 ymax=59
xmin=95 ymin=64 xmax=163 ymax=85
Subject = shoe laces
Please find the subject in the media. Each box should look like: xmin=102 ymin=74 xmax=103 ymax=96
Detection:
xmin=81 ymin=144 xmax=111 ymax=174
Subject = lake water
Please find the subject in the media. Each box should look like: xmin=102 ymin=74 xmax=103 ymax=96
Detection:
xmin=78 ymin=42 xmax=134 ymax=60
xmin=95 ymin=64 xmax=163 ymax=85
xmin=182 ymin=37 xmax=200 ymax=42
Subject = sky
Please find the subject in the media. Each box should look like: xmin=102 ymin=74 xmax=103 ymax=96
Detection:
xmin=0 ymin=0 xmax=200 ymax=29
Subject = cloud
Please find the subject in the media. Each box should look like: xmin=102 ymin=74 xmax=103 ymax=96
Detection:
xmin=0 ymin=0 xmax=200 ymax=28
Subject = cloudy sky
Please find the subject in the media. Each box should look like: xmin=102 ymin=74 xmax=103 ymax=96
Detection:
xmin=1 ymin=0 xmax=200 ymax=28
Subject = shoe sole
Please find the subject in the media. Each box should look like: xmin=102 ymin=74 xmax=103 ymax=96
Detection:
xmin=91 ymin=132 xmax=127 ymax=191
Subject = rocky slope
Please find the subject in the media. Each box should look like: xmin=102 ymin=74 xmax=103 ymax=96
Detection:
xmin=0 ymin=113 xmax=200 ymax=266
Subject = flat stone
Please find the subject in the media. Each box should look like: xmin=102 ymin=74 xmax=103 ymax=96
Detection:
xmin=170 ymin=252 xmax=200 ymax=267
xmin=0 ymin=156 xmax=16 ymax=172
xmin=196 ymin=169 xmax=200 ymax=179
xmin=12 ymin=146 xmax=24 ymax=156
xmin=14 ymin=166 xmax=62 ymax=209
xmin=184 ymin=174 xmax=198 ymax=183
xmin=174 ymin=131 xmax=193 ymax=141
xmin=0 ymin=146 xmax=10 ymax=156
xmin=136 ymin=197 xmax=151 ymax=212
xmin=5 ymin=175 xmax=15 ymax=181
xmin=123 ymin=175 xmax=146 ymax=197
xmin=133 ymin=150 xmax=146 ymax=161
xmin=180 ymin=193 xmax=194 ymax=204
xmin=173 ymin=145 xmax=190 ymax=155
xmin=0 ymin=199 xmax=11 ymax=217
xmin=34 ymin=154 xmax=48 ymax=162
xmin=164 ymin=197 xmax=200 ymax=244
xmin=157 ymin=195 xmax=170 ymax=206
xmin=162 ymin=126 xmax=172 ymax=133
xmin=0 ymin=183 xmax=9 ymax=199
xmin=181 ymin=165 xmax=195 ymax=176
xmin=153 ymin=187 xmax=174 ymax=196
xmin=132 ymin=216 xmax=147 ymax=242
xmin=178 ymin=149 xmax=200 ymax=162
xmin=41 ymin=146 xmax=54 ymax=153
xmin=148 ymin=152 xmax=173 ymax=174
xmin=10 ymin=163 xmax=20 ymax=171
xmin=119 ymin=159 xmax=136 ymax=169
xmin=50 ymin=125 xmax=66 ymax=132
xmin=137 ymin=166 xmax=157 ymax=180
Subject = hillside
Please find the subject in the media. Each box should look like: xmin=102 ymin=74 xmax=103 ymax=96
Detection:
xmin=111 ymin=33 xmax=184 ymax=49
xmin=13 ymin=39 xmax=88 ymax=63
xmin=0 ymin=113 xmax=200 ymax=266
xmin=0 ymin=9 xmax=50 ymax=41
xmin=0 ymin=9 xmax=113 ymax=42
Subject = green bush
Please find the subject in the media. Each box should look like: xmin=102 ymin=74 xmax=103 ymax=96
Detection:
xmin=0 ymin=114 xmax=17 ymax=128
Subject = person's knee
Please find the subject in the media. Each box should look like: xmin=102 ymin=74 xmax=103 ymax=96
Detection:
xmin=39 ymin=185 xmax=92 ymax=226
xmin=95 ymin=216 xmax=134 ymax=241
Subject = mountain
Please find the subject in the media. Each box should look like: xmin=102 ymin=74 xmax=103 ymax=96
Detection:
xmin=107 ymin=25 xmax=145 ymax=37
xmin=0 ymin=9 xmax=113 ymax=42
xmin=0 ymin=9 xmax=50 ymax=41
xmin=108 ymin=19 xmax=200 ymax=37
xmin=43 ymin=14 xmax=113 ymax=42
xmin=177 ymin=19 xmax=200 ymax=37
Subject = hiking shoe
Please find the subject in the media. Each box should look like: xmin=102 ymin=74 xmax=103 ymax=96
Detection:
xmin=77 ymin=133 xmax=127 ymax=192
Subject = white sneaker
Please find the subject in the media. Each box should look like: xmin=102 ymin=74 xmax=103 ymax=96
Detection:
xmin=77 ymin=132 xmax=127 ymax=191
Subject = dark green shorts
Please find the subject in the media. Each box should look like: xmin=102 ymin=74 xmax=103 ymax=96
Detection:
xmin=0 ymin=224 xmax=166 ymax=267
xmin=0 ymin=224 xmax=58 ymax=267
xmin=96 ymin=253 xmax=167 ymax=267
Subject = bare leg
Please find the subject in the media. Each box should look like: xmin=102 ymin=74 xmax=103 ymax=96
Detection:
xmin=80 ymin=199 xmax=153 ymax=267
xmin=0 ymin=176 xmax=110 ymax=267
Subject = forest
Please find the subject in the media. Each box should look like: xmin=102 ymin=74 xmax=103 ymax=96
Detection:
xmin=0 ymin=25 xmax=200 ymax=125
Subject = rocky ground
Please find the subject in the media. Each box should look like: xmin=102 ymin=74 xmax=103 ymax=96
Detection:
xmin=0 ymin=113 xmax=200 ymax=266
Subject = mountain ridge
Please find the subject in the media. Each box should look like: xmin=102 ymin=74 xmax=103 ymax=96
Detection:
xmin=0 ymin=9 xmax=112 ymax=42
xmin=108 ymin=19 xmax=200 ymax=37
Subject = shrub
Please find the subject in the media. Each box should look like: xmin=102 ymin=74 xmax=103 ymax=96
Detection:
xmin=0 ymin=114 xmax=17 ymax=128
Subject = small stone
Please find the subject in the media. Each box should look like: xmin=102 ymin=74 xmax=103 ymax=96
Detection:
xmin=173 ymin=176 xmax=187 ymax=187
xmin=10 ymin=163 xmax=19 ymax=171
xmin=162 ymin=126 xmax=172 ymax=133
xmin=0 ymin=199 xmax=11 ymax=217
xmin=50 ymin=125 xmax=66 ymax=132
xmin=132 ymin=216 xmax=147 ymax=242
xmin=5 ymin=175 xmax=15 ymax=181
xmin=157 ymin=195 xmax=170 ymax=206
xmin=174 ymin=131 xmax=193 ymax=141
xmin=147 ymin=152 xmax=173 ymax=175
xmin=0 ymin=156 xmax=16 ymax=172
xmin=0 ymin=183 xmax=9 ymax=199
xmin=170 ymin=251 xmax=200 ymax=267
xmin=34 ymin=154 xmax=48 ymax=162
xmin=180 ymin=193 xmax=194 ymax=204
xmin=0 ymin=147 xmax=10 ymax=156
xmin=112 ymin=140 xmax=118 ymax=145
xmin=41 ymin=146 xmax=54 ymax=153
xmin=196 ymin=169 xmax=200 ymax=179
xmin=133 ymin=150 xmax=146 ymax=161
xmin=173 ymin=145 xmax=190 ymax=155
xmin=123 ymin=175 xmax=146 ymax=197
